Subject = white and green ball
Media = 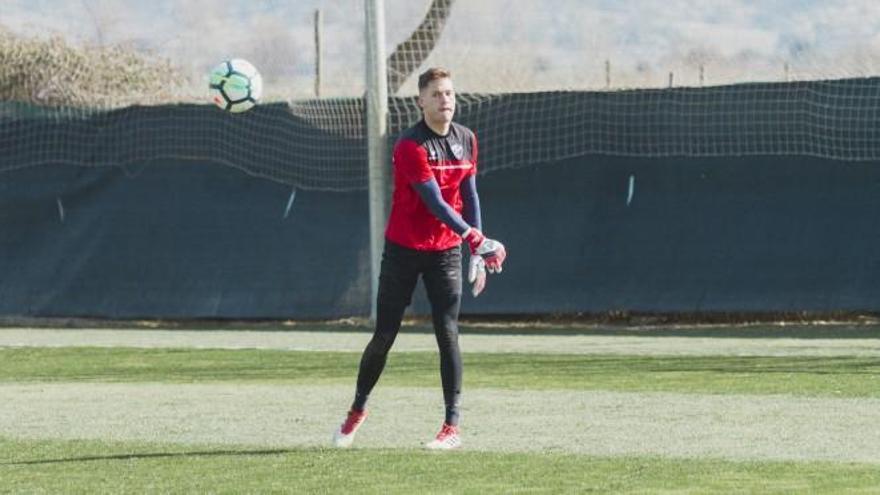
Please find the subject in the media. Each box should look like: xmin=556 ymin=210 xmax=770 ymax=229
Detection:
xmin=209 ymin=59 xmax=262 ymax=113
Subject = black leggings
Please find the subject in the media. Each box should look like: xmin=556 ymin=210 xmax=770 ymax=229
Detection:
xmin=353 ymin=241 xmax=463 ymax=425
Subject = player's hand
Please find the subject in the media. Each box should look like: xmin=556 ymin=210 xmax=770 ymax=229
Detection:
xmin=462 ymin=228 xmax=506 ymax=274
xmin=475 ymin=238 xmax=506 ymax=273
xmin=468 ymin=255 xmax=487 ymax=297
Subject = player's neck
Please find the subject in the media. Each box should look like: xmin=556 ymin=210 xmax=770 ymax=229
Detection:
xmin=424 ymin=118 xmax=451 ymax=136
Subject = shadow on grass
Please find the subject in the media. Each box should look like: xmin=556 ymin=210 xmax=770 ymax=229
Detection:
xmin=2 ymin=448 xmax=306 ymax=466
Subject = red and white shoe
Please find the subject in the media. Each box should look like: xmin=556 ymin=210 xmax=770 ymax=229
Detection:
xmin=425 ymin=422 xmax=461 ymax=450
xmin=332 ymin=409 xmax=368 ymax=448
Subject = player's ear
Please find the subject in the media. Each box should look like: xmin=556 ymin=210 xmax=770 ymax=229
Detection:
xmin=416 ymin=94 xmax=425 ymax=110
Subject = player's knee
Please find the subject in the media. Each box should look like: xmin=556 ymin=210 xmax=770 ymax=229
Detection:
xmin=435 ymin=326 xmax=460 ymax=351
xmin=366 ymin=332 xmax=396 ymax=356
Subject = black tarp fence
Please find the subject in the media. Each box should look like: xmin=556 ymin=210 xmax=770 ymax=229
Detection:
xmin=2 ymin=78 xmax=880 ymax=318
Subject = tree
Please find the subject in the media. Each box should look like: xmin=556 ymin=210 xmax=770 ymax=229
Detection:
xmin=386 ymin=0 xmax=455 ymax=95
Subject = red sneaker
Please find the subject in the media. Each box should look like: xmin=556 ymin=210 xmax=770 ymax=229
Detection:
xmin=425 ymin=422 xmax=461 ymax=450
xmin=333 ymin=409 xmax=368 ymax=448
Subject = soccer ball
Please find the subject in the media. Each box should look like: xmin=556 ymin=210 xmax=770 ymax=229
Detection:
xmin=209 ymin=59 xmax=263 ymax=113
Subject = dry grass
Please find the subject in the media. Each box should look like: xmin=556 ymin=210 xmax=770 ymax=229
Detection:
xmin=0 ymin=28 xmax=189 ymax=107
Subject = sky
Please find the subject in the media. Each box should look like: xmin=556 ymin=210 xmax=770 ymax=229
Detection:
xmin=3 ymin=0 xmax=880 ymax=97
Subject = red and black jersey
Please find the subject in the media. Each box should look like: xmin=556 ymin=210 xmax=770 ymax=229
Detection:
xmin=385 ymin=119 xmax=478 ymax=251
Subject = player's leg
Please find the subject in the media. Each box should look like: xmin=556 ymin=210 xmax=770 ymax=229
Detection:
xmin=333 ymin=242 xmax=420 ymax=447
xmin=422 ymin=245 xmax=463 ymax=449
xmin=355 ymin=242 xmax=421 ymax=406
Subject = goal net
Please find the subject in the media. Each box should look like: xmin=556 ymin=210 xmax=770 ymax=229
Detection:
xmin=2 ymin=0 xmax=880 ymax=190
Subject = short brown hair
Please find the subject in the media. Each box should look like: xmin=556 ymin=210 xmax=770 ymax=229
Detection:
xmin=418 ymin=67 xmax=452 ymax=91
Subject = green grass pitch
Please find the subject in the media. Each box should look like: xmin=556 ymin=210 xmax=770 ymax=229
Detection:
xmin=2 ymin=324 xmax=880 ymax=493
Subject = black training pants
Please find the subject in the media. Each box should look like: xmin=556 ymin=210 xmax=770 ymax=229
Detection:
xmin=355 ymin=241 xmax=463 ymax=422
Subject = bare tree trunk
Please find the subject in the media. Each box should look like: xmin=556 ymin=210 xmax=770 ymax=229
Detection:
xmin=386 ymin=0 xmax=455 ymax=95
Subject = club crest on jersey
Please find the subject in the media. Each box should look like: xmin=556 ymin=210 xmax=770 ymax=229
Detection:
xmin=450 ymin=142 xmax=464 ymax=160
xmin=428 ymin=147 xmax=438 ymax=161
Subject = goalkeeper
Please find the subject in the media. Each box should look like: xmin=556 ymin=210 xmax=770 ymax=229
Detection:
xmin=333 ymin=67 xmax=506 ymax=450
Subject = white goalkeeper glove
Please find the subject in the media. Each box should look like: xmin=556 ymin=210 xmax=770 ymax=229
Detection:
xmin=462 ymin=228 xmax=507 ymax=274
xmin=468 ymin=254 xmax=487 ymax=297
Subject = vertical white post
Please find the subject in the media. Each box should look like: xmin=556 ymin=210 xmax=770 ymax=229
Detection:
xmin=314 ymin=9 xmax=323 ymax=98
xmin=365 ymin=0 xmax=389 ymax=323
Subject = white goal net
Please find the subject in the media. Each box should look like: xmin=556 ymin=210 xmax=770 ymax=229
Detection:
xmin=2 ymin=0 xmax=880 ymax=190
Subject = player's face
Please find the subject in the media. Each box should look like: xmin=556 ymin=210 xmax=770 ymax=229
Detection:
xmin=418 ymin=77 xmax=456 ymax=127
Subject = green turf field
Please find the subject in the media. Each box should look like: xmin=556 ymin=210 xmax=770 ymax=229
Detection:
xmin=2 ymin=347 xmax=880 ymax=396
xmin=3 ymin=438 xmax=880 ymax=494
xmin=2 ymin=324 xmax=879 ymax=494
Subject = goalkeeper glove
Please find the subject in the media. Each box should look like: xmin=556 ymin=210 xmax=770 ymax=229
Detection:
xmin=468 ymin=255 xmax=487 ymax=297
xmin=462 ymin=228 xmax=507 ymax=274
xmin=462 ymin=227 xmax=485 ymax=253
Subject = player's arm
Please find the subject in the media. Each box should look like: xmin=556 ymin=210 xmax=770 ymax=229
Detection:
xmin=397 ymin=138 xmax=505 ymax=293
xmin=460 ymin=175 xmax=481 ymax=231
xmin=454 ymin=133 xmax=506 ymax=275
xmin=413 ymin=177 xmax=505 ymax=296
xmin=458 ymin=175 xmax=486 ymax=296
xmin=395 ymin=139 xmax=469 ymax=234
xmin=412 ymin=179 xmax=471 ymax=235
xmin=451 ymin=176 xmax=505 ymax=275
xmin=411 ymin=175 xmax=481 ymax=235
xmin=412 ymin=178 xmax=502 ymax=265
